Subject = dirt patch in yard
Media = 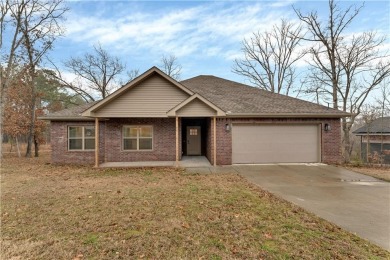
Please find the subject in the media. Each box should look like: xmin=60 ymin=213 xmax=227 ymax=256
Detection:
xmin=1 ymin=152 xmax=389 ymax=259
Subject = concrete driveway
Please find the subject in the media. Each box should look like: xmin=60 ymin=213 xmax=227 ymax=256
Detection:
xmin=235 ymin=164 xmax=390 ymax=251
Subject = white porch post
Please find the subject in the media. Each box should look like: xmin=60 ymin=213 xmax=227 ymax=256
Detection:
xmin=213 ymin=116 xmax=217 ymax=166
xmin=175 ymin=116 xmax=179 ymax=167
xmin=94 ymin=118 xmax=99 ymax=168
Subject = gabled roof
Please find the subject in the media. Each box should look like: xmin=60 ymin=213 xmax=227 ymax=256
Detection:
xmin=353 ymin=117 xmax=390 ymax=135
xmin=40 ymin=68 xmax=350 ymax=121
xmin=167 ymin=93 xmax=226 ymax=116
xmin=82 ymin=66 xmax=194 ymax=117
xmin=181 ymin=75 xmax=350 ymax=118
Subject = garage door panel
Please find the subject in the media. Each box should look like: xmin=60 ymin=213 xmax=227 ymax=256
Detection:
xmin=232 ymin=124 xmax=320 ymax=164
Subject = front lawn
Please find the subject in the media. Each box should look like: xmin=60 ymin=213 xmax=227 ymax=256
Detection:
xmin=1 ymin=152 xmax=389 ymax=259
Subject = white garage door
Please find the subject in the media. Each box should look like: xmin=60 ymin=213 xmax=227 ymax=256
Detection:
xmin=232 ymin=124 xmax=320 ymax=164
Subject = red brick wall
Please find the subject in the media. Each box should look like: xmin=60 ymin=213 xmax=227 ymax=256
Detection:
xmin=50 ymin=121 xmax=105 ymax=165
xmin=214 ymin=118 xmax=342 ymax=165
xmin=321 ymin=118 xmax=342 ymax=164
xmin=51 ymin=117 xmax=342 ymax=165
xmin=216 ymin=118 xmax=232 ymax=165
xmin=104 ymin=118 xmax=176 ymax=162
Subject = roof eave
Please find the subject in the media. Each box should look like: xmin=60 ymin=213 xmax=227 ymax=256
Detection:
xmin=226 ymin=113 xmax=350 ymax=118
xmin=37 ymin=116 xmax=95 ymax=121
xmin=353 ymin=132 xmax=390 ymax=135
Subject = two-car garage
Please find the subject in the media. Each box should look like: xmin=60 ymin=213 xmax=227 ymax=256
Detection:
xmin=232 ymin=124 xmax=321 ymax=164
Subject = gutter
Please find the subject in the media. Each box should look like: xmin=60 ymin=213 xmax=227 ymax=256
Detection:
xmin=225 ymin=113 xmax=351 ymax=118
xmin=37 ymin=116 xmax=95 ymax=121
xmin=354 ymin=133 xmax=390 ymax=136
xmin=39 ymin=112 xmax=351 ymax=121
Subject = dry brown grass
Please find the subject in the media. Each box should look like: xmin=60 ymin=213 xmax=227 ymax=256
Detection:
xmin=1 ymin=151 xmax=389 ymax=259
xmin=345 ymin=165 xmax=390 ymax=182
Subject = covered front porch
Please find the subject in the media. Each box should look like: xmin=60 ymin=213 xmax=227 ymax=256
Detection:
xmin=89 ymin=88 xmax=227 ymax=168
xmin=92 ymin=116 xmax=219 ymax=168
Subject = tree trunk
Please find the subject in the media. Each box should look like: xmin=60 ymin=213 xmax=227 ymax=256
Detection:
xmin=342 ymin=118 xmax=351 ymax=163
xmin=0 ymin=86 xmax=5 ymax=159
xmin=25 ymin=102 xmax=36 ymax=157
xmin=25 ymin=72 xmax=37 ymax=158
xmin=34 ymin=135 xmax=39 ymax=157
xmin=16 ymin=136 xmax=21 ymax=158
xmin=26 ymin=134 xmax=33 ymax=157
xmin=9 ymin=138 xmax=13 ymax=152
xmin=366 ymin=133 xmax=370 ymax=164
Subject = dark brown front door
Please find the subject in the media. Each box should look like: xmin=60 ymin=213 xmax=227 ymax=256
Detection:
xmin=186 ymin=126 xmax=201 ymax=155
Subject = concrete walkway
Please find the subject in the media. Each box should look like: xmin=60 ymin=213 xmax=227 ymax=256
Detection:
xmin=100 ymin=156 xmax=213 ymax=168
xmin=234 ymin=164 xmax=390 ymax=251
xmin=100 ymin=161 xmax=175 ymax=167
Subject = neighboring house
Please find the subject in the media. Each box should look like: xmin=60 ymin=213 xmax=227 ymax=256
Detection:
xmin=41 ymin=67 xmax=349 ymax=166
xmin=353 ymin=117 xmax=390 ymax=164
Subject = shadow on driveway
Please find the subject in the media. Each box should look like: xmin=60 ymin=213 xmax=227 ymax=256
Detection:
xmin=235 ymin=164 xmax=390 ymax=251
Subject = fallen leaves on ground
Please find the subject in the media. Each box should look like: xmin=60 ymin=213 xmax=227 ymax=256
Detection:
xmin=1 ymin=151 xmax=389 ymax=259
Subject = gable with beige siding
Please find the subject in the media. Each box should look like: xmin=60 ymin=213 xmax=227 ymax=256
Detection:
xmin=93 ymin=75 xmax=190 ymax=117
xmin=176 ymin=98 xmax=217 ymax=117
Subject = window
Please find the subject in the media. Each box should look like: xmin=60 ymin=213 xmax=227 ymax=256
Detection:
xmin=123 ymin=126 xmax=153 ymax=151
xmin=68 ymin=126 xmax=95 ymax=151
xmin=190 ymin=128 xmax=198 ymax=135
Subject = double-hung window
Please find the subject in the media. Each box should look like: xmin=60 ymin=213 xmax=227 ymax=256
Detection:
xmin=68 ymin=126 xmax=95 ymax=151
xmin=123 ymin=126 xmax=153 ymax=151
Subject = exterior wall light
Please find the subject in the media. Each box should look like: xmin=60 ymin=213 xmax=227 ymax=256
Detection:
xmin=324 ymin=123 xmax=331 ymax=132
xmin=225 ymin=123 xmax=231 ymax=132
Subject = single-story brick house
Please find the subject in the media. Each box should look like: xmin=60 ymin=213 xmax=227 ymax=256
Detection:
xmin=353 ymin=117 xmax=390 ymax=164
xmin=41 ymin=67 xmax=349 ymax=166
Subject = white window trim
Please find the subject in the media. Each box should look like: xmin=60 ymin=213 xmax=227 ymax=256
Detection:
xmin=123 ymin=125 xmax=153 ymax=151
xmin=68 ymin=126 xmax=95 ymax=151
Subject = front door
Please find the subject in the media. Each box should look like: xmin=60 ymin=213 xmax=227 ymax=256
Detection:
xmin=186 ymin=126 xmax=201 ymax=155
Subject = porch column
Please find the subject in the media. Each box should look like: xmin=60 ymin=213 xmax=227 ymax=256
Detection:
xmin=94 ymin=118 xmax=99 ymax=168
xmin=213 ymin=116 xmax=216 ymax=166
xmin=175 ymin=116 xmax=179 ymax=167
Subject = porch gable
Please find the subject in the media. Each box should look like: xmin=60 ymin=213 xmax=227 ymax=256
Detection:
xmin=167 ymin=94 xmax=226 ymax=117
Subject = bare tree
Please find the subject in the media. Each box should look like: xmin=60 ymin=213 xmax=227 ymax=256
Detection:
xmin=159 ymin=54 xmax=182 ymax=80
xmin=1 ymin=0 xmax=24 ymax=158
xmin=117 ymin=69 xmax=140 ymax=87
xmin=0 ymin=0 xmax=10 ymax=49
xmin=294 ymin=0 xmax=363 ymax=109
xmin=126 ymin=68 xmax=139 ymax=81
xmin=339 ymin=33 xmax=390 ymax=161
xmin=232 ymin=20 xmax=305 ymax=95
xmin=21 ymin=0 xmax=67 ymax=158
xmin=360 ymin=104 xmax=381 ymax=163
xmin=64 ymin=43 xmax=125 ymax=99
xmin=376 ymin=80 xmax=390 ymax=117
xmin=375 ymin=80 xmax=390 ymax=165
xmin=1 ymin=0 xmax=67 ymax=158
xmin=295 ymin=0 xmax=390 ymax=162
xmin=46 ymin=59 xmax=96 ymax=102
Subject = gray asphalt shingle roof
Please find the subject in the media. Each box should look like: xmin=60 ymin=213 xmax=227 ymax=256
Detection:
xmin=181 ymin=75 xmax=348 ymax=116
xmin=41 ymin=75 xmax=349 ymax=120
xmin=353 ymin=117 xmax=390 ymax=134
xmin=42 ymin=101 xmax=98 ymax=120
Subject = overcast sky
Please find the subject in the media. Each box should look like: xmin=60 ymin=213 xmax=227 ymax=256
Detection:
xmin=49 ymin=0 xmax=389 ymax=91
